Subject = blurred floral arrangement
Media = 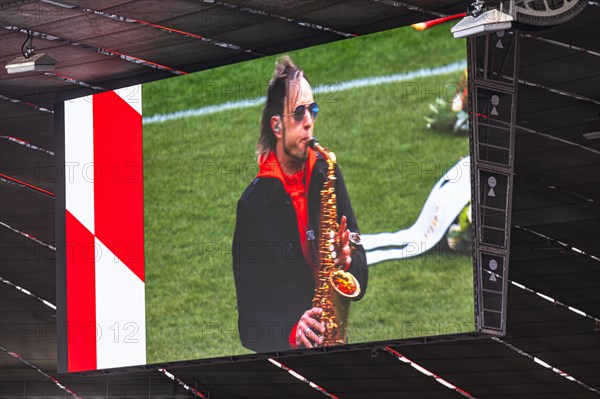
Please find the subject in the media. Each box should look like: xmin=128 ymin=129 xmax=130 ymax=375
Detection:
xmin=425 ymin=69 xmax=469 ymax=135
xmin=447 ymin=202 xmax=472 ymax=253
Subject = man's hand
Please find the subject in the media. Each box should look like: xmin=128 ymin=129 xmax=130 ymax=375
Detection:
xmin=295 ymin=307 xmax=325 ymax=348
xmin=336 ymin=215 xmax=352 ymax=270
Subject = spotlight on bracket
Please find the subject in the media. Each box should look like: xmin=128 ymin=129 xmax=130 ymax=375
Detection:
xmin=5 ymin=29 xmax=57 ymax=74
xmin=6 ymin=53 xmax=57 ymax=74
xmin=451 ymin=8 xmax=513 ymax=38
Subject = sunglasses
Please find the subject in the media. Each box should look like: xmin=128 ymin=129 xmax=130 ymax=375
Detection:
xmin=283 ymin=102 xmax=319 ymax=122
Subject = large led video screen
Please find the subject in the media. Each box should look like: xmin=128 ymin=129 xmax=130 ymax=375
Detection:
xmin=57 ymin=24 xmax=474 ymax=372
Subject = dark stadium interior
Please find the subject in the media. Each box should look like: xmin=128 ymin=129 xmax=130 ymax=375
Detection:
xmin=1 ymin=0 xmax=598 ymax=397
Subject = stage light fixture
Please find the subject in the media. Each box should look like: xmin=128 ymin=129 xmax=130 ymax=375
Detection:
xmin=5 ymin=53 xmax=57 ymax=74
xmin=5 ymin=29 xmax=57 ymax=74
xmin=451 ymin=8 xmax=513 ymax=39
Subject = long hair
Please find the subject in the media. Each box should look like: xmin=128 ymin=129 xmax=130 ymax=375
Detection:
xmin=257 ymin=56 xmax=305 ymax=162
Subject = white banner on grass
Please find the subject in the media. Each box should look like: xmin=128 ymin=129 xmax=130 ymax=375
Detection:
xmin=363 ymin=156 xmax=471 ymax=265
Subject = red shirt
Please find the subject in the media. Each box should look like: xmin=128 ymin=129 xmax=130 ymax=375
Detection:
xmin=257 ymin=150 xmax=317 ymax=273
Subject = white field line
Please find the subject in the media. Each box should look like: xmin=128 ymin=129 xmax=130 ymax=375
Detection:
xmin=143 ymin=61 xmax=467 ymax=125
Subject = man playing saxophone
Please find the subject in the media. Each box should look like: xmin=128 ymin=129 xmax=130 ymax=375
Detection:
xmin=232 ymin=56 xmax=368 ymax=352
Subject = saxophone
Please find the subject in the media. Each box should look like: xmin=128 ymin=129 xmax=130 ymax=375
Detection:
xmin=308 ymin=137 xmax=361 ymax=346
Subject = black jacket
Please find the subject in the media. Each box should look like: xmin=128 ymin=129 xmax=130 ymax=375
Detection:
xmin=232 ymin=155 xmax=368 ymax=352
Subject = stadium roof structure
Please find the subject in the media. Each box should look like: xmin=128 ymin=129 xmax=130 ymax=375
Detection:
xmin=1 ymin=0 xmax=598 ymax=397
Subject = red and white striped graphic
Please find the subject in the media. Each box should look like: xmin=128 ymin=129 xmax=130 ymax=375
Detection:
xmin=64 ymin=85 xmax=145 ymax=372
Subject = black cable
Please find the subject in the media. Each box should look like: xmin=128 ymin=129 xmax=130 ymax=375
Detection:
xmin=21 ymin=29 xmax=32 ymax=58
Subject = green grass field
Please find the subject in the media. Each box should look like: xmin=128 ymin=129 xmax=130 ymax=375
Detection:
xmin=143 ymin=24 xmax=473 ymax=363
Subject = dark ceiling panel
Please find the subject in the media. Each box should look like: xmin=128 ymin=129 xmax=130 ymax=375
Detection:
xmin=1 ymin=271 xmax=56 ymax=302
xmin=222 ymin=0 xmax=467 ymax=24
xmin=516 ymin=219 xmax=599 ymax=252
xmin=0 ymin=1 xmax=95 ymax=29
xmin=273 ymin=349 xmax=460 ymax=399
xmin=41 ymin=58 xmax=158 ymax=88
xmin=61 ymin=375 xmax=177 ymax=399
xmin=0 ymin=69 xmax=71 ymax=95
xmin=172 ymin=364 xmax=326 ymax=398
xmin=515 ymin=144 xmax=597 ymax=173
xmin=117 ymin=38 xmax=240 ymax=69
xmin=515 ymin=127 xmax=600 ymax=154
xmin=0 ymin=368 xmax=67 ymax=398
xmin=506 ymin=289 xmax=600 ymax=391
xmin=63 ymin=0 xmax=138 ymax=10
xmin=167 ymin=345 xmax=481 ymax=399
xmin=0 ymin=29 xmax=148 ymax=74
xmin=0 ymin=109 xmax=54 ymax=147
xmin=211 ymin=18 xmax=343 ymax=54
xmin=0 ymin=35 xmax=168 ymax=105
xmin=0 ymin=99 xmax=50 ymax=119
xmin=511 ymin=180 xmax=594 ymax=210
xmin=512 ymin=198 xmax=597 ymax=223
xmin=81 ymin=25 xmax=226 ymax=57
xmin=0 ymin=284 xmax=55 ymax=322
xmin=101 ymin=0 xmax=215 ymax=22
xmin=0 ymin=293 xmax=56 ymax=371
xmin=241 ymin=0 xmax=412 ymax=33
xmin=115 ymin=1 xmax=269 ymax=37
xmin=349 ymin=0 xmax=470 ymax=35
xmin=3 ymin=9 xmax=134 ymax=42
xmin=516 ymin=170 xmax=598 ymax=201
xmin=520 ymin=58 xmax=598 ymax=104
xmin=0 ymin=0 xmax=138 ymax=32
xmin=1 ymin=138 xmax=55 ymax=192
xmin=517 ymin=89 xmax=597 ymax=134
xmin=0 ymin=181 xmax=54 ymax=244
xmin=0 ymin=256 xmax=56 ymax=294
xmin=541 ymin=5 xmax=600 ymax=52
xmin=520 ymin=37 xmax=596 ymax=75
xmin=223 ymin=0 xmax=340 ymax=14
xmin=514 ymin=136 xmax=599 ymax=198
xmin=507 ymin=286 xmax=595 ymax=331
xmin=396 ymin=339 xmax=590 ymax=397
xmin=0 ymin=228 xmax=56 ymax=306
xmin=263 ymin=1 xmax=375 ymax=32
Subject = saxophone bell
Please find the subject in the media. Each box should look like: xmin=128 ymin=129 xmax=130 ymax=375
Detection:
xmin=330 ymin=270 xmax=361 ymax=298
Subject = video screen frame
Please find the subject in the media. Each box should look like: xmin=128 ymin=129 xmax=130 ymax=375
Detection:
xmin=56 ymin=24 xmax=478 ymax=373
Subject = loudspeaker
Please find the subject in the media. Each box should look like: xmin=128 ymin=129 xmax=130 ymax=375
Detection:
xmin=469 ymin=29 xmax=520 ymax=335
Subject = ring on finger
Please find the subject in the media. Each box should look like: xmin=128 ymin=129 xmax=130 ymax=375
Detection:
xmin=305 ymin=328 xmax=311 ymax=336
